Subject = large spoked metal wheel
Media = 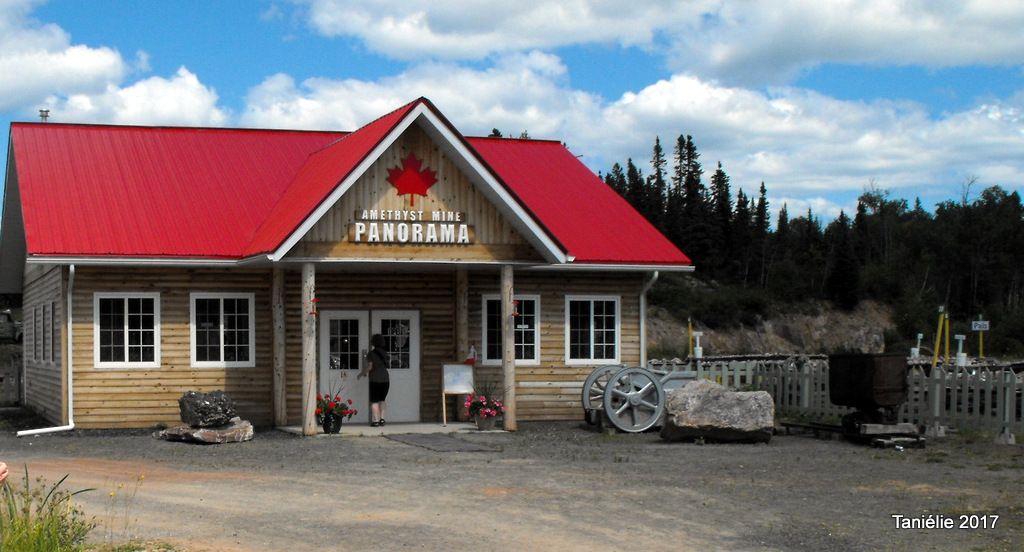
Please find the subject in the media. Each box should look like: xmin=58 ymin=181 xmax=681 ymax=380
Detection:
xmin=581 ymin=365 xmax=620 ymax=424
xmin=603 ymin=367 xmax=666 ymax=433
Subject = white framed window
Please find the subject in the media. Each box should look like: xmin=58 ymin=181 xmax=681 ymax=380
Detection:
xmin=25 ymin=306 xmax=34 ymax=362
xmin=50 ymin=301 xmax=58 ymax=363
xmin=93 ymin=292 xmax=161 ymax=369
xmin=189 ymin=292 xmax=256 ymax=368
xmin=565 ymin=295 xmax=620 ymax=365
xmin=481 ymin=294 xmax=540 ymax=366
xmin=34 ymin=306 xmax=42 ymax=362
xmin=42 ymin=303 xmax=50 ymax=363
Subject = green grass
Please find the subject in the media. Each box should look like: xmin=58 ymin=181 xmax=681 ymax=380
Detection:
xmin=1 ymin=467 xmax=96 ymax=551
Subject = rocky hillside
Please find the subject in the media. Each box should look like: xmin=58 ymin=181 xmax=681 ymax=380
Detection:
xmin=647 ymin=300 xmax=896 ymax=358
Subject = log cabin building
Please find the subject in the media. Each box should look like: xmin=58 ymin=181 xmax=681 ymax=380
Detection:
xmin=0 ymin=97 xmax=692 ymax=433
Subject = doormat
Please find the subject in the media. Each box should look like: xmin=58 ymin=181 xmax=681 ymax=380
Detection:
xmin=385 ymin=433 xmax=498 ymax=452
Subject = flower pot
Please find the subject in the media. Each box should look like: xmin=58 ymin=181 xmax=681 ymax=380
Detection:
xmin=321 ymin=413 xmax=343 ymax=434
xmin=476 ymin=415 xmax=496 ymax=431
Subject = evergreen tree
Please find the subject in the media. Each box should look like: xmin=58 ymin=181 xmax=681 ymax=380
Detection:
xmin=625 ymin=159 xmax=644 ymax=215
xmin=678 ymin=136 xmax=711 ymax=268
xmin=753 ymin=182 xmax=770 ymax=287
xmin=605 ymin=163 xmax=627 ymax=198
xmin=708 ymin=161 xmax=733 ymax=269
xmin=776 ymin=204 xmax=790 ymax=240
xmin=825 ymin=211 xmax=861 ymax=310
xmin=646 ymin=137 xmax=668 ymax=231
xmin=731 ymin=188 xmax=753 ymax=285
xmin=664 ymin=135 xmax=687 ymax=247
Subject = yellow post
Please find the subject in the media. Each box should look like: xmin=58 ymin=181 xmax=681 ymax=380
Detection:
xmin=687 ymin=317 xmax=694 ymax=358
xmin=943 ymin=313 xmax=951 ymax=365
xmin=931 ymin=307 xmax=944 ymax=369
xmin=978 ymin=315 xmax=985 ymax=359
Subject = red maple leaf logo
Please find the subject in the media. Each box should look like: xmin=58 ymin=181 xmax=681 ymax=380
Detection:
xmin=386 ymin=153 xmax=437 ymax=207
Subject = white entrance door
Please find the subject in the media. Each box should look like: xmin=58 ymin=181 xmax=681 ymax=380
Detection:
xmin=371 ymin=310 xmax=421 ymax=422
xmin=319 ymin=311 xmax=369 ymax=422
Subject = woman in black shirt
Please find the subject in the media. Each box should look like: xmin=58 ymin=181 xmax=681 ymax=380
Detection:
xmin=358 ymin=334 xmax=390 ymax=427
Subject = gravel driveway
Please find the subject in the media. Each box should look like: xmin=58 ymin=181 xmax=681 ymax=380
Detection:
xmin=1 ymin=417 xmax=1022 ymax=551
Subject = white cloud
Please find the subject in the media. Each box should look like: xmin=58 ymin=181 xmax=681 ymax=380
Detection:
xmin=0 ymin=0 xmax=126 ymax=110
xmin=240 ymin=57 xmax=1024 ymax=202
xmin=770 ymin=196 xmax=852 ymax=225
xmin=44 ymin=67 xmax=228 ymax=126
xmin=601 ymin=75 xmax=1024 ymax=197
xmin=0 ymin=2 xmax=228 ymax=127
xmin=303 ymin=1 xmax=1024 ymax=84
xmin=669 ymin=0 xmax=1024 ymax=84
xmin=241 ymin=51 xmax=602 ymax=134
xmin=305 ymin=0 xmax=704 ymax=60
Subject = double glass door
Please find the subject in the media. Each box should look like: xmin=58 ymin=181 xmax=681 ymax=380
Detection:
xmin=318 ymin=310 xmax=420 ymax=423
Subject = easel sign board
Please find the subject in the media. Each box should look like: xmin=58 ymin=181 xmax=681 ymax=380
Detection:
xmin=441 ymin=364 xmax=474 ymax=425
xmin=443 ymin=364 xmax=475 ymax=393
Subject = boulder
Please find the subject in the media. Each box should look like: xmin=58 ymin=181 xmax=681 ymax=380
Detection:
xmin=660 ymin=379 xmax=774 ymax=443
xmin=179 ymin=390 xmax=236 ymax=427
xmin=155 ymin=417 xmax=254 ymax=444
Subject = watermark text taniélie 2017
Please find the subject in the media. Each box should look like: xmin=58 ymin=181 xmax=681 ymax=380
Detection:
xmin=892 ymin=514 xmax=999 ymax=530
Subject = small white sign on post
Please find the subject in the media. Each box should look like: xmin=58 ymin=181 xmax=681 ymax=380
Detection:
xmin=971 ymin=320 xmax=990 ymax=331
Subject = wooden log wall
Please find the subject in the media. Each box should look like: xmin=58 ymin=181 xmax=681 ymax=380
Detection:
xmin=71 ymin=268 xmax=273 ymax=429
xmin=21 ymin=264 xmax=64 ymax=423
xmin=468 ymin=271 xmax=644 ymax=421
xmin=62 ymin=266 xmax=644 ymax=428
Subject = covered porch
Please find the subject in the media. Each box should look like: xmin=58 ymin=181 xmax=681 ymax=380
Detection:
xmin=271 ymin=262 xmax=521 ymax=435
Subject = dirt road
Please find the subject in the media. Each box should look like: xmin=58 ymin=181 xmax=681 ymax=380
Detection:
xmin=2 ymin=422 xmax=1022 ymax=551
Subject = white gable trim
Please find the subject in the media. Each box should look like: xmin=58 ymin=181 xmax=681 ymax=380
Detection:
xmin=268 ymin=103 xmax=567 ymax=264
xmin=413 ymin=108 xmax=566 ymax=264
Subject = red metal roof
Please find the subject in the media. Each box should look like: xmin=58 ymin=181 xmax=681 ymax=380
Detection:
xmin=244 ymin=99 xmax=419 ymax=256
xmin=468 ymin=138 xmax=691 ymax=265
xmin=8 ymin=98 xmax=691 ymax=266
xmin=11 ymin=124 xmax=342 ymax=257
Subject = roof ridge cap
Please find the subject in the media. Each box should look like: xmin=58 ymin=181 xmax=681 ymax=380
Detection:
xmin=303 ymin=98 xmax=424 ymax=157
xmin=467 ymin=136 xmax=563 ymax=144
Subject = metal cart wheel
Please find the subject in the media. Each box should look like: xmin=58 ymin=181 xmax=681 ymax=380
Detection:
xmin=603 ymin=366 xmax=666 ymax=433
xmin=581 ymin=365 xmax=620 ymax=424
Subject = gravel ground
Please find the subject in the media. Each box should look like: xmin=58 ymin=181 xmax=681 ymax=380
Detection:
xmin=1 ymin=412 xmax=1022 ymax=551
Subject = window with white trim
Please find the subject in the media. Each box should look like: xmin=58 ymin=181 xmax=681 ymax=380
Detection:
xmin=35 ymin=306 xmax=42 ymax=361
xmin=481 ymin=294 xmax=540 ymax=365
xmin=25 ymin=307 xmax=34 ymax=362
xmin=94 ymin=293 xmax=160 ymax=368
xmin=565 ymin=296 xmax=620 ymax=364
xmin=50 ymin=301 xmax=57 ymax=363
xmin=42 ymin=303 xmax=50 ymax=363
xmin=190 ymin=293 xmax=255 ymax=368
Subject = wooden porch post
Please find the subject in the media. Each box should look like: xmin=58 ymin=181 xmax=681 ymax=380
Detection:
xmin=301 ymin=263 xmax=317 ymax=436
xmin=455 ymin=269 xmax=469 ymax=359
xmin=501 ymin=264 xmax=517 ymax=431
xmin=272 ymin=268 xmax=287 ymax=427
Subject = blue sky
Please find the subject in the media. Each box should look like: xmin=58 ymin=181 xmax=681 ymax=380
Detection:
xmin=3 ymin=0 xmax=1023 ymax=222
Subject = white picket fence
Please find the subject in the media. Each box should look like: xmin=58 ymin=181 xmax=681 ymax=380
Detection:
xmin=648 ymin=356 xmax=1024 ymax=434
xmin=901 ymin=367 xmax=1023 ymax=434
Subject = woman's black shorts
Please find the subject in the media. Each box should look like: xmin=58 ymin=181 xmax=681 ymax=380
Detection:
xmin=369 ymin=381 xmax=390 ymax=403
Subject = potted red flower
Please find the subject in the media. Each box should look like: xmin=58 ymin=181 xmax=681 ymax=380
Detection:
xmin=463 ymin=384 xmax=505 ymax=430
xmin=315 ymin=387 xmax=357 ymax=434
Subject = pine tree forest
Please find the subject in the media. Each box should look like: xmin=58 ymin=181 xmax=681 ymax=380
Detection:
xmin=605 ymin=135 xmax=1024 ymax=356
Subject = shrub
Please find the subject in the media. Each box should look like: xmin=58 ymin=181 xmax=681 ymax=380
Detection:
xmin=1 ymin=467 xmax=95 ymax=551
